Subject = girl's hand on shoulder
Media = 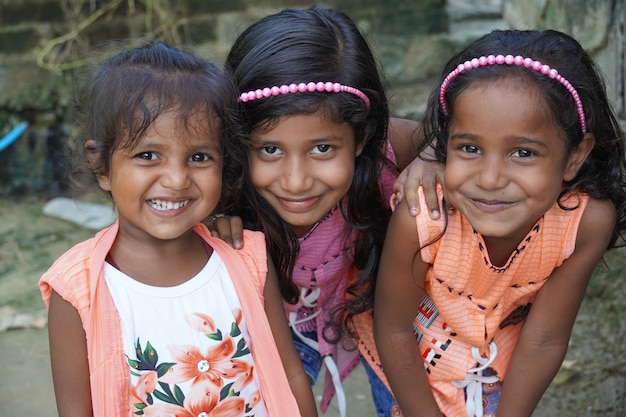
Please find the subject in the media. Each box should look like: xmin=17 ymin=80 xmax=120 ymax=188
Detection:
xmin=204 ymin=214 xmax=244 ymax=249
xmin=393 ymin=155 xmax=445 ymax=219
xmin=387 ymin=117 xmax=447 ymax=220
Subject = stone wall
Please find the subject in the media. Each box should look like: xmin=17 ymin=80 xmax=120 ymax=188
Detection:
xmin=0 ymin=0 xmax=623 ymax=196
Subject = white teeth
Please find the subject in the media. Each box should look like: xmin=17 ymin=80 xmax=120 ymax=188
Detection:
xmin=149 ymin=199 xmax=190 ymax=211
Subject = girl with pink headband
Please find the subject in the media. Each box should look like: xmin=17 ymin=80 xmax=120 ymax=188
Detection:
xmin=214 ymin=6 xmax=427 ymax=417
xmin=373 ymin=29 xmax=626 ymax=416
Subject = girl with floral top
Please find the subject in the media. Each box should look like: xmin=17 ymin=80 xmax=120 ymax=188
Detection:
xmin=39 ymin=40 xmax=317 ymax=417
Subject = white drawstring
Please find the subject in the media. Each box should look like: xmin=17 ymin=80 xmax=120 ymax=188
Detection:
xmin=288 ymin=287 xmax=347 ymax=417
xmin=452 ymin=341 xmax=499 ymax=417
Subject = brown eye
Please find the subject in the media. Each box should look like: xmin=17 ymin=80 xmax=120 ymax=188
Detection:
xmin=512 ymin=149 xmax=534 ymax=158
xmin=135 ymin=151 xmax=157 ymax=160
xmin=311 ymin=144 xmax=332 ymax=154
xmin=190 ymin=153 xmax=209 ymax=162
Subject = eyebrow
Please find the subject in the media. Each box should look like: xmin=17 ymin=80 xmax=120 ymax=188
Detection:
xmin=449 ymin=133 xmax=550 ymax=149
xmin=251 ymin=134 xmax=346 ymax=144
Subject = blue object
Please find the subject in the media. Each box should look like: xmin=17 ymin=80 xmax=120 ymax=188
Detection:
xmin=0 ymin=121 xmax=29 ymax=152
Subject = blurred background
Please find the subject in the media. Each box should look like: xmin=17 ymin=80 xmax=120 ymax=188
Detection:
xmin=0 ymin=1 xmax=625 ymax=416
xmin=0 ymin=0 xmax=624 ymax=197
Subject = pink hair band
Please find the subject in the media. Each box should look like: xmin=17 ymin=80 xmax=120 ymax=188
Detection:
xmin=238 ymin=81 xmax=370 ymax=107
xmin=439 ymin=54 xmax=587 ymax=134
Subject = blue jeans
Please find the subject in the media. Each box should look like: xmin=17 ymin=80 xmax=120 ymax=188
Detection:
xmin=292 ymin=329 xmax=323 ymax=385
xmin=362 ymin=357 xmax=502 ymax=417
xmin=360 ymin=355 xmax=401 ymax=417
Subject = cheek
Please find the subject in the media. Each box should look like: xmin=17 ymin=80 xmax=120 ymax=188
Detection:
xmin=325 ymin=160 xmax=355 ymax=191
xmin=248 ymin=158 xmax=271 ymax=189
xmin=442 ymin=162 xmax=463 ymax=190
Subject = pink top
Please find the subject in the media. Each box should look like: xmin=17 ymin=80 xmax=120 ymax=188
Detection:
xmin=39 ymin=222 xmax=302 ymax=417
xmin=286 ymin=141 xmax=397 ymax=412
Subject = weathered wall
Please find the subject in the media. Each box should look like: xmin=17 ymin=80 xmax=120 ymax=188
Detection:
xmin=0 ymin=0 xmax=623 ymax=196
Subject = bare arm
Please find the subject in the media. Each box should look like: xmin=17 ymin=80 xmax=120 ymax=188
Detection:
xmin=388 ymin=118 xmax=444 ymax=219
xmin=497 ymin=197 xmax=616 ymax=416
xmin=387 ymin=117 xmax=423 ymax=170
xmin=48 ymin=289 xmax=93 ymax=417
xmin=263 ymin=259 xmax=318 ymax=417
xmin=373 ymin=201 xmax=443 ymax=417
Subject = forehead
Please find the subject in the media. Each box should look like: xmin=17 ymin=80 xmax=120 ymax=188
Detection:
xmin=251 ymin=111 xmax=354 ymax=143
xmin=451 ymin=76 xmax=564 ymax=142
xmin=457 ymin=76 xmax=550 ymax=118
xmin=121 ymin=108 xmax=221 ymax=150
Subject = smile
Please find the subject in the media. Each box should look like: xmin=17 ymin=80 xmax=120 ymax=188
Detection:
xmin=149 ymin=199 xmax=190 ymax=211
xmin=471 ymin=199 xmax=515 ymax=212
xmin=277 ymin=196 xmax=320 ymax=212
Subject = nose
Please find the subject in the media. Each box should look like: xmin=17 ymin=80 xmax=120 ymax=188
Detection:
xmin=280 ymin=156 xmax=312 ymax=194
xmin=475 ymin=156 xmax=508 ymax=190
xmin=160 ymin=160 xmax=191 ymax=190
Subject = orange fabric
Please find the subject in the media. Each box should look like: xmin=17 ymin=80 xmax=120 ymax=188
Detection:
xmin=416 ymin=189 xmax=588 ymax=416
xmin=356 ymin=189 xmax=589 ymax=417
xmin=39 ymin=221 xmax=302 ymax=417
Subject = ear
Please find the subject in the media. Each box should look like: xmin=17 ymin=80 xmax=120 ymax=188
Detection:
xmin=85 ymin=140 xmax=112 ymax=192
xmin=564 ymin=133 xmax=595 ymax=181
xmin=355 ymin=140 xmax=365 ymax=158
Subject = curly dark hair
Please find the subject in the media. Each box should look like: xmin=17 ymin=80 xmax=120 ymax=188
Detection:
xmin=69 ymin=40 xmax=240 ymax=210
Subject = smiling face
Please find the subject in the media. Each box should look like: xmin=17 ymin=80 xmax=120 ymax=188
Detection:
xmin=443 ymin=76 xmax=589 ymax=252
xmin=248 ymin=111 xmax=361 ymax=237
xmin=96 ymin=110 xmax=222 ymax=243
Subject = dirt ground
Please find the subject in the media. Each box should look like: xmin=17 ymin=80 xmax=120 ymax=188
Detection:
xmin=1 ymin=196 xmax=625 ymax=416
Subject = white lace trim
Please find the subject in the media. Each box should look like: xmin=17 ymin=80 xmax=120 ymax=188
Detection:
xmin=288 ymin=287 xmax=347 ymax=417
xmin=451 ymin=341 xmax=500 ymax=417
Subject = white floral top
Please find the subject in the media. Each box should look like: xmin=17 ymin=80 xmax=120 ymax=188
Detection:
xmin=104 ymin=251 xmax=268 ymax=417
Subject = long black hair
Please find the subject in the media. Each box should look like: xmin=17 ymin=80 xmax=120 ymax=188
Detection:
xmin=224 ymin=7 xmax=394 ymax=338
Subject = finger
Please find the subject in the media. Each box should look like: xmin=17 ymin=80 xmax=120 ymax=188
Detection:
xmin=402 ymin=176 xmax=421 ymax=216
xmin=392 ymin=170 xmax=408 ymax=201
xmin=420 ymin=171 xmax=441 ymax=219
xmin=214 ymin=216 xmax=234 ymax=247
xmin=230 ymin=216 xmax=244 ymax=249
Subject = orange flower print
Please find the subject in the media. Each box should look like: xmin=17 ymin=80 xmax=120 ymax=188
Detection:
xmin=186 ymin=313 xmax=217 ymax=334
xmin=233 ymin=308 xmax=242 ymax=326
xmin=142 ymin=402 xmax=189 ymax=417
xmin=209 ymin=396 xmax=246 ymax=417
xmin=131 ymin=370 xmax=158 ymax=403
xmin=229 ymin=359 xmax=254 ymax=393
xmin=185 ymin=387 xmax=246 ymax=417
xmin=247 ymin=390 xmax=262 ymax=411
xmin=142 ymin=392 xmax=245 ymax=417
xmin=160 ymin=336 xmax=242 ymax=389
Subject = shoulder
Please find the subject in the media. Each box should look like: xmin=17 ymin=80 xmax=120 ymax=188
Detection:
xmin=196 ymin=224 xmax=268 ymax=277
xmin=389 ymin=199 xmax=423 ymax=250
xmin=42 ymin=225 xmax=115 ymax=279
xmin=577 ymin=196 xmax=616 ymax=249
xmin=39 ymin=225 xmax=117 ymax=307
xmin=241 ymin=229 xmax=267 ymax=251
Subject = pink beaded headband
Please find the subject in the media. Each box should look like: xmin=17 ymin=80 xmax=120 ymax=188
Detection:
xmin=238 ymin=81 xmax=370 ymax=107
xmin=439 ymin=54 xmax=587 ymax=134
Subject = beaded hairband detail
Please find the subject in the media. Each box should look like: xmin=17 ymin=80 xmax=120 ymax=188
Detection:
xmin=439 ymin=54 xmax=587 ymax=134
xmin=238 ymin=81 xmax=370 ymax=107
